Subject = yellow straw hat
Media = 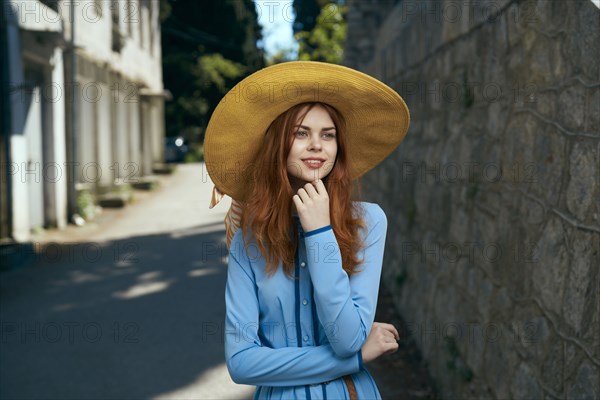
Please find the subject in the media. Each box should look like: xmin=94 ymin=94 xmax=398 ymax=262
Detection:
xmin=204 ymin=60 xmax=410 ymax=203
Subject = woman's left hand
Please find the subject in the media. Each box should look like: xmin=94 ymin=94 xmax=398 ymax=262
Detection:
xmin=292 ymin=179 xmax=331 ymax=233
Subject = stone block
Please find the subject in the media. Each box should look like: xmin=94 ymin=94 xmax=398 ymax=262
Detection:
xmin=566 ymin=360 xmax=600 ymax=400
xmin=558 ymin=83 xmax=586 ymax=132
xmin=562 ymin=230 xmax=596 ymax=336
xmin=448 ymin=295 xmax=481 ymax=359
xmin=532 ymin=90 xmax=558 ymax=122
xmin=563 ymin=0 xmax=600 ymax=81
xmin=477 ymin=278 xmax=495 ymax=321
xmin=464 ymin=320 xmax=485 ymax=375
xmin=440 ymin=1 xmax=462 ymax=43
xmin=566 ymin=140 xmax=599 ymax=223
xmin=482 ymin=325 xmax=520 ymax=400
xmin=564 ymin=343 xmax=581 ymax=376
xmin=512 ymin=306 xmax=551 ymax=362
xmin=453 ymin=257 xmax=470 ymax=291
xmin=550 ymin=37 xmax=570 ymax=82
xmin=507 ymin=43 xmax=527 ymax=88
xmin=467 ymin=265 xmax=481 ymax=299
xmin=511 ymin=362 xmax=543 ymax=400
xmin=516 ymin=192 xmax=546 ymax=228
xmin=449 ymin=207 xmax=470 ymax=243
xmin=470 ymin=185 xmax=499 ymax=222
xmin=471 ymin=207 xmax=503 ymax=276
xmin=433 ymin=282 xmax=459 ymax=327
xmin=524 ymin=32 xmax=555 ymax=87
xmin=486 ymin=102 xmax=508 ymax=139
xmin=502 ymin=113 xmax=534 ymax=180
xmin=541 ymin=335 xmax=564 ymax=394
xmin=490 ymin=286 xmax=513 ymax=320
xmin=528 ymin=122 xmax=567 ymax=208
xmin=585 ymin=88 xmax=599 ymax=134
xmin=533 ymin=216 xmax=569 ymax=316
xmin=535 ymin=0 xmax=569 ymax=33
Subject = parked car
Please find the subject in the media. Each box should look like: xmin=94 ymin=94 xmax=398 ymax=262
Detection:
xmin=164 ymin=136 xmax=189 ymax=163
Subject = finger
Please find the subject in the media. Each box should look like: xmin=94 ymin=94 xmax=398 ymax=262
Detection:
xmin=384 ymin=326 xmax=399 ymax=341
xmin=386 ymin=334 xmax=399 ymax=343
xmin=380 ymin=323 xmax=400 ymax=340
xmin=382 ymin=342 xmax=399 ymax=354
xmin=392 ymin=326 xmax=400 ymax=340
xmin=296 ymin=188 xmax=311 ymax=204
xmin=292 ymin=194 xmax=303 ymax=208
xmin=303 ymin=182 xmax=318 ymax=198
xmin=381 ymin=331 xmax=396 ymax=341
xmin=314 ymin=178 xmax=327 ymax=196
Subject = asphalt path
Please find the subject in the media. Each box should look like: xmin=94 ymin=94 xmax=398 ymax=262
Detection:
xmin=1 ymin=163 xmax=254 ymax=400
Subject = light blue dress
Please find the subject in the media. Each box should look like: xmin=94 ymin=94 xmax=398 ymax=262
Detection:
xmin=224 ymin=201 xmax=387 ymax=400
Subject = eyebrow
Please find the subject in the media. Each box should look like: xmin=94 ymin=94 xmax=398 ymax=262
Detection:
xmin=294 ymin=124 xmax=336 ymax=131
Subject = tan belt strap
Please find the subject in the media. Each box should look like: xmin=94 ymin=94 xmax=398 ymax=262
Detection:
xmin=342 ymin=374 xmax=357 ymax=400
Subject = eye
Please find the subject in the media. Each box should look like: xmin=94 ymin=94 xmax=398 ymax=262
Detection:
xmin=295 ymin=130 xmax=308 ymax=137
xmin=323 ymin=133 xmax=336 ymax=139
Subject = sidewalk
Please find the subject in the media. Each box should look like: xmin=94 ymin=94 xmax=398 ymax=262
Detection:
xmin=29 ymin=163 xmax=231 ymax=245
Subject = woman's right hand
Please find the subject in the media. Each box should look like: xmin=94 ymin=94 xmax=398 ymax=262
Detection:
xmin=361 ymin=322 xmax=400 ymax=363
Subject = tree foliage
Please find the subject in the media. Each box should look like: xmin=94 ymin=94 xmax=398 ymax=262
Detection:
xmin=161 ymin=0 xmax=265 ymax=143
xmin=292 ymin=0 xmax=331 ymax=33
xmin=295 ymin=2 xmax=347 ymax=64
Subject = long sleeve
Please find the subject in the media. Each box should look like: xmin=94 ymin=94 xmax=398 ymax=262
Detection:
xmin=304 ymin=204 xmax=387 ymax=358
xmin=224 ymin=239 xmax=362 ymax=387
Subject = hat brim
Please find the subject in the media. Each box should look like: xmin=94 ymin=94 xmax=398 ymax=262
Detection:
xmin=204 ymin=61 xmax=410 ymax=202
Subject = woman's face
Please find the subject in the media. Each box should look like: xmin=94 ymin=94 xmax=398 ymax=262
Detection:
xmin=287 ymin=105 xmax=338 ymax=191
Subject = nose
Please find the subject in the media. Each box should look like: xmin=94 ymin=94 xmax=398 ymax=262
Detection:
xmin=308 ymin=133 xmax=322 ymax=150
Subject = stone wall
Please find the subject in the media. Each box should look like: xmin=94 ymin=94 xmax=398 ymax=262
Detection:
xmin=344 ymin=0 xmax=600 ymax=398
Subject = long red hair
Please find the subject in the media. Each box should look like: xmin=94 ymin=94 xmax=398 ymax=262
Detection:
xmin=239 ymin=102 xmax=368 ymax=279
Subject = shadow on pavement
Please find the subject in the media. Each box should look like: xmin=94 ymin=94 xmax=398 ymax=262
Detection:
xmin=0 ymin=222 xmax=254 ymax=399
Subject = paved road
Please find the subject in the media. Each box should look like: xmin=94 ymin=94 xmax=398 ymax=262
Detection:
xmin=1 ymin=162 xmax=437 ymax=400
xmin=1 ymin=163 xmax=254 ymax=400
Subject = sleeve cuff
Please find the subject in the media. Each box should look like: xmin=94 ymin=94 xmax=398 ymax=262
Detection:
xmin=304 ymin=225 xmax=332 ymax=237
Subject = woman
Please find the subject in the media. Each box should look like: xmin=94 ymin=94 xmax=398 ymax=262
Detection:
xmin=205 ymin=61 xmax=410 ymax=400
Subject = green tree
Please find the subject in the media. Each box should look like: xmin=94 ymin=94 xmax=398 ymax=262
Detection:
xmin=292 ymin=0 xmax=331 ymax=33
xmin=295 ymin=2 xmax=347 ymax=64
xmin=161 ymin=0 xmax=265 ymax=145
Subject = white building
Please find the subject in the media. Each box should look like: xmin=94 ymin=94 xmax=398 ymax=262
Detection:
xmin=2 ymin=0 xmax=166 ymax=244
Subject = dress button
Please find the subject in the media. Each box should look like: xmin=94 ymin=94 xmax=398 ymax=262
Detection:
xmin=302 ymin=299 xmax=308 ymax=306
xmin=303 ymin=335 xmax=309 ymax=342
xmin=300 ymin=262 xmax=306 ymax=268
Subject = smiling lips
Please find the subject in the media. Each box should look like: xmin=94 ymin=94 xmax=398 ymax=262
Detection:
xmin=302 ymin=158 xmax=325 ymax=169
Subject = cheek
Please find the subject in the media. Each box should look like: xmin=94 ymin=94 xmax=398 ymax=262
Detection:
xmin=329 ymin=143 xmax=338 ymax=157
xmin=287 ymin=140 xmax=300 ymax=158
xmin=286 ymin=145 xmax=302 ymax=176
